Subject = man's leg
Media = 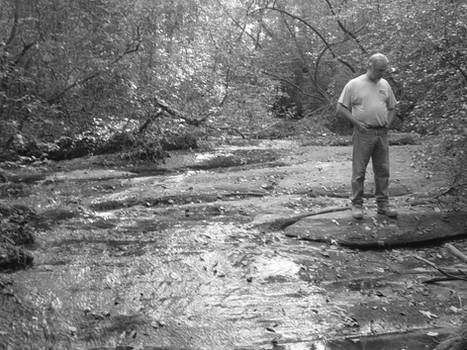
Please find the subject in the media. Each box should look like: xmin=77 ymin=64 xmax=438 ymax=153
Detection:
xmin=373 ymin=132 xmax=397 ymax=217
xmin=372 ymin=132 xmax=389 ymax=205
xmin=351 ymin=129 xmax=374 ymax=217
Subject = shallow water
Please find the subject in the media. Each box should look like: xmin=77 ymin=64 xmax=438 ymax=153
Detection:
xmin=2 ymin=139 xmax=465 ymax=349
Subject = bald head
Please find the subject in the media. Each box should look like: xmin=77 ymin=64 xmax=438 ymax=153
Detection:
xmin=367 ymin=53 xmax=389 ymax=82
xmin=368 ymin=53 xmax=389 ymax=66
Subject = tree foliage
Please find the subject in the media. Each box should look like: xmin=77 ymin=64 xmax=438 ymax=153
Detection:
xmin=0 ymin=0 xmax=465 ymax=180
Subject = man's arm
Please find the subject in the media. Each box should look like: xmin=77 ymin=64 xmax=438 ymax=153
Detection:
xmin=387 ymin=108 xmax=396 ymax=126
xmin=386 ymin=81 xmax=397 ymax=127
xmin=336 ymin=103 xmax=367 ymax=131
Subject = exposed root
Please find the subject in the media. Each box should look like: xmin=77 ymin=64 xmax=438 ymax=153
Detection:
xmin=435 ymin=322 xmax=467 ymax=350
xmin=414 ymin=255 xmax=467 ymax=282
xmin=256 ymin=206 xmax=350 ymax=231
xmin=445 ymin=243 xmax=467 ymax=264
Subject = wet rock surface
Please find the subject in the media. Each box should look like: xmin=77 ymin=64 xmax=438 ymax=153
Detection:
xmin=0 ymin=135 xmax=466 ymax=349
xmin=285 ymin=208 xmax=467 ymax=248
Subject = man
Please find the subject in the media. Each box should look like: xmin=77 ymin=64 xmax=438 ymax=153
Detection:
xmin=337 ymin=53 xmax=398 ymax=219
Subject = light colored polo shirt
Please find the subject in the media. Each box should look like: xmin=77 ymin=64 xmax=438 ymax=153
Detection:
xmin=338 ymin=74 xmax=397 ymax=127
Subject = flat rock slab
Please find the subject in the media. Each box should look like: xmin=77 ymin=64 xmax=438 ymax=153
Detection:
xmin=285 ymin=208 xmax=467 ymax=249
xmin=45 ymin=169 xmax=135 ymax=182
xmin=306 ymin=183 xmax=411 ymax=198
xmin=90 ymin=183 xmax=268 ymax=211
xmin=319 ymin=327 xmax=450 ymax=350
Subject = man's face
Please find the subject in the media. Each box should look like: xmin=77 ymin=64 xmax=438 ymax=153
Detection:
xmin=368 ymin=60 xmax=388 ymax=81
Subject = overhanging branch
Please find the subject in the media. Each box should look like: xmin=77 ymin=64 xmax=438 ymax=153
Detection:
xmin=323 ymin=0 xmax=367 ymax=54
xmin=5 ymin=0 xmax=20 ymax=47
xmin=254 ymin=6 xmax=355 ymax=73
xmin=46 ymin=26 xmax=142 ymax=104
xmin=262 ymin=70 xmax=328 ymax=102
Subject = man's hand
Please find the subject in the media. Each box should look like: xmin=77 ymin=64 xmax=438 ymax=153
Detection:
xmin=354 ymin=120 xmax=368 ymax=131
xmin=337 ymin=103 xmax=368 ymax=131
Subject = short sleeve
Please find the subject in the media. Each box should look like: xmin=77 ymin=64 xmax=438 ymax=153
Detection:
xmin=338 ymin=82 xmax=352 ymax=109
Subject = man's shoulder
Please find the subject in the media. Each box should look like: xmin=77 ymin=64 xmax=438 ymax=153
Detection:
xmin=347 ymin=74 xmax=367 ymax=86
xmin=378 ymin=78 xmax=392 ymax=88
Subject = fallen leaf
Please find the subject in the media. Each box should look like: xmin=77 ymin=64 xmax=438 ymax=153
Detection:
xmin=449 ymin=306 xmax=461 ymax=313
xmin=419 ymin=310 xmax=438 ymax=319
xmin=151 ymin=320 xmax=164 ymax=329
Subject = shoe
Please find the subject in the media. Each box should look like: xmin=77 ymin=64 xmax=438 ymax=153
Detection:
xmin=377 ymin=205 xmax=398 ymax=218
xmin=352 ymin=205 xmax=364 ymax=219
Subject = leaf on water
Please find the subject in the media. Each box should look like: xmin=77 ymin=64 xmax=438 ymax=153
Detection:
xmin=449 ymin=306 xmax=462 ymax=313
xmin=151 ymin=320 xmax=164 ymax=329
xmin=419 ymin=310 xmax=438 ymax=319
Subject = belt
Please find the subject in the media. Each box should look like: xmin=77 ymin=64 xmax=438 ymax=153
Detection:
xmin=366 ymin=125 xmax=387 ymax=129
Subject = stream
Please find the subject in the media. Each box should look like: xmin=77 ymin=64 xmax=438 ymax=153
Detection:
xmin=1 ymin=137 xmax=466 ymax=350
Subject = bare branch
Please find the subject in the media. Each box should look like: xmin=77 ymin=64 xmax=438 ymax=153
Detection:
xmin=5 ymin=0 xmax=20 ymax=47
xmin=153 ymin=98 xmax=209 ymax=127
xmin=323 ymin=0 xmax=367 ymax=54
xmin=262 ymin=70 xmax=327 ymax=102
xmin=257 ymin=18 xmax=275 ymax=39
xmin=445 ymin=244 xmax=467 ymax=264
xmin=47 ymin=27 xmax=142 ymax=104
xmin=256 ymin=206 xmax=350 ymax=231
xmin=138 ymin=110 xmax=164 ymax=134
xmin=281 ymin=16 xmax=331 ymax=100
xmin=215 ymin=0 xmax=261 ymax=47
xmin=219 ymin=69 xmax=230 ymax=107
xmin=254 ymin=6 xmax=355 ymax=73
xmin=314 ymin=46 xmax=329 ymax=84
xmin=204 ymin=124 xmax=247 ymax=139
xmin=414 ymin=255 xmax=467 ymax=282
xmin=14 ymin=41 xmax=36 ymax=65
xmin=282 ymin=17 xmax=307 ymax=64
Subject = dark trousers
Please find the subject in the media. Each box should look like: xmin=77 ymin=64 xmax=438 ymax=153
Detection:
xmin=351 ymin=127 xmax=389 ymax=207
